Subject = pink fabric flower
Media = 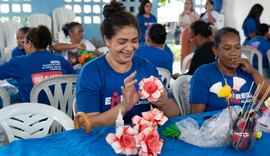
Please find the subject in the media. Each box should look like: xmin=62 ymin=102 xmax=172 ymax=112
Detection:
xmin=106 ymin=126 xmax=138 ymax=155
xmin=135 ymin=127 xmax=164 ymax=156
xmin=141 ymin=108 xmax=168 ymax=126
xmin=132 ymin=115 xmax=153 ymax=132
xmin=139 ymin=76 xmax=164 ymax=102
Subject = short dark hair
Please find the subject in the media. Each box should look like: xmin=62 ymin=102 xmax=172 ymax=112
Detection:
xmin=25 ymin=25 xmax=52 ymax=49
xmin=190 ymin=20 xmax=212 ymax=38
xmin=214 ymin=27 xmax=240 ymax=47
xmin=257 ymin=23 xmax=269 ymax=36
xmin=146 ymin=23 xmax=167 ymax=44
xmin=100 ymin=1 xmax=139 ymax=40
xmin=18 ymin=27 xmax=30 ymax=34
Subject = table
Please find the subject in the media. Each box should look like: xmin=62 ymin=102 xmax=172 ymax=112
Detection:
xmin=0 ymin=111 xmax=269 ymax=156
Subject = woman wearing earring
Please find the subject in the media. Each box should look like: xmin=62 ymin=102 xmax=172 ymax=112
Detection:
xmin=76 ymin=2 xmax=179 ymax=128
xmin=136 ymin=0 xmax=157 ymax=44
xmin=179 ymin=0 xmax=199 ymax=71
xmin=190 ymin=27 xmax=269 ymax=114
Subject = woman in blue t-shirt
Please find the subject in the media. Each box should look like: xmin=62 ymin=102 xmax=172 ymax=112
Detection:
xmin=190 ymin=27 xmax=269 ymax=114
xmin=76 ymin=2 xmax=179 ymax=128
xmin=136 ymin=0 xmax=157 ymax=44
xmin=11 ymin=27 xmax=30 ymax=58
xmin=242 ymin=4 xmax=263 ymax=45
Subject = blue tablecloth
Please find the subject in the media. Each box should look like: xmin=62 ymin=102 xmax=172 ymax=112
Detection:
xmin=0 ymin=111 xmax=269 ymax=156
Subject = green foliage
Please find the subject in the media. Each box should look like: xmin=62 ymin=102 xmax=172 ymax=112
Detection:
xmin=161 ymin=124 xmax=181 ymax=138
xmin=167 ymin=43 xmax=181 ymax=62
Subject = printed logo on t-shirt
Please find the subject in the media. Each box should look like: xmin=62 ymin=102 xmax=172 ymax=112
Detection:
xmin=104 ymin=91 xmax=150 ymax=107
xmin=230 ymin=92 xmax=252 ymax=104
xmin=144 ymin=22 xmax=154 ymax=27
xmin=31 ymin=71 xmax=63 ymax=85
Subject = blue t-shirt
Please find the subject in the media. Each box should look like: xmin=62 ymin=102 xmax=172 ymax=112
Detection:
xmin=76 ymin=55 xmax=163 ymax=122
xmin=0 ymin=50 xmax=74 ymax=102
xmin=135 ymin=45 xmax=173 ymax=74
xmin=245 ymin=37 xmax=270 ymax=69
xmin=190 ymin=62 xmax=255 ymax=112
xmin=242 ymin=18 xmax=257 ymax=44
xmin=11 ymin=47 xmax=26 ymax=58
xmin=136 ymin=14 xmax=157 ymax=44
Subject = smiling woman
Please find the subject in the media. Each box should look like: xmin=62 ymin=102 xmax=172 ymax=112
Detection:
xmin=76 ymin=1 xmax=180 ymax=128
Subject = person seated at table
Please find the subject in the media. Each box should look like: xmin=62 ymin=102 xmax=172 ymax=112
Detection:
xmin=135 ymin=23 xmax=173 ymax=74
xmin=76 ymin=1 xmax=179 ymax=128
xmin=11 ymin=27 xmax=30 ymax=58
xmin=52 ymin=22 xmax=101 ymax=71
xmin=186 ymin=20 xmax=216 ymax=75
xmin=190 ymin=27 xmax=270 ymax=114
xmin=244 ymin=23 xmax=270 ymax=77
xmin=0 ymin=25 xmax=74 ymax=102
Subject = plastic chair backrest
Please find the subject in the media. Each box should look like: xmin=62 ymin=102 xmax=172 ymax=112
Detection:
xmin=241 ymin=46 xmax=263 ymax=75
xmin=52 ymin=7 xmax=76 ymax=41
xmin=0 ymin=103 xmax=73 ymax=144
xmin=0 ymin=23 xmax=5 ymax=52
xmin=28 ymin=14 xmax=52 ymax=31
xmin=156 ymin=67 xmax=172 ymax=89
xmin=98 ymin=46 xmax=109 ymax=55
xmin=72 ymin=98 xmax=77 ymax=116
xmin=172 ymin=75 xmax=192 ymax=116
xmin=30 ymin=75 xmax=77 ymax=118
xmin=1 ymin=21 xmax=23 ymax=49
xmin=181 ymin=52 xmax=194 ymax=74
xmin=0 ymin=85 xmax=10 ymax=107
xmin=267 ymin=50 xmax=270 ymax=69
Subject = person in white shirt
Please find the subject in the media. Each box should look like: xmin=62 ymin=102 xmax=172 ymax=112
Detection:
xmin=200 ymin=0 xmax=219 ymax=29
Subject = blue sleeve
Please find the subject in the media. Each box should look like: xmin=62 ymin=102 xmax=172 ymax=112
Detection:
xmin=189 ymin=68 xmax=210 ymax=104
xmin=0 ymin=58 xmax=22 ymax=79
xmin=76 ymin=62 xmax=102 ymax=113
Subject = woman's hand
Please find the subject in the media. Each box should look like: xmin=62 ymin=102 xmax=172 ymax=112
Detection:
xmin=120 ymin=71 xmax=140 ymax=112
xmin=233 ymin=58 xmax=255 ymax=74
xmin=75 ymin=43 xmax=86 ymax=50
xmin=151 ymin=89 xmax=168 ymax=108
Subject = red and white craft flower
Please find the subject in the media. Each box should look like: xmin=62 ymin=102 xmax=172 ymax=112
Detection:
xmin=139 ymin=76 xmax=164 ymax=102
xmin=135 ymin=127 xmax=163 ymax=156
xmin=106 ymin=126 xmax=138 ymax=155
xmin=106 ymin=109 xmax=168 ymax=156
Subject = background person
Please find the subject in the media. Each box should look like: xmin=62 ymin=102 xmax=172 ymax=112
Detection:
xmin=136 ymin=0 xmax=157 ymax=44
xmin=76 ymin=2 xmax=179 ymax=128
xmin=178 ymin=0 xmax=199 ymax=71
xmin=0 ymin=25 xmax=74 ymax=103
xmin=11 ymin=27 xmax=30 ymax=58
xmin=244 ymin=23 xmax=270 ymax=77
xmin=200 ymin=0 xmax=219 ymax=28
xmin=242 ymin=3 xmax=264 ymax=45
xmin=53 ymin=22 xmax=100 ymax=71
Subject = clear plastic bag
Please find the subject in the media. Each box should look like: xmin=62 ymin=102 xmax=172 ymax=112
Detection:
xmin=257 ymin=109 xmax=270 ymax=133
xmin=176 ymin=106 xmax=241 ymax=147
xmin=0 ymin=80 xmax=20 ymax=106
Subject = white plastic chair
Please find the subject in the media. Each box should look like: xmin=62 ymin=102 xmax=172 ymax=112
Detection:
xmin=1 ymin=21 xmax=23 ymax=49
xmin=156 ymin=67 xmax=172 ymax=89
xmin=72 ymin=98 xmax=77 ymax=116
xmin=0 ymin=85 xmax=10 ymax=107
xmin=0 ymin=23 xmax=5 ymax=53
xmin=241 ymin=46 xmax=263 ymax=75
xmin=172 ymin=75 xmax=192 ymax=116
xmin=266 ymin=49 xmax=270 ymax=69
xmin=52 ymin=7 xmax=76 ymax=42
xmin=98 ymin=46 xmax=109 ymax=55
xmin=181 ymin=52 xmax=194 ymax=74
xmin=30 ymin=75 xmax=78 ymax=118
xmin=28 ymin=14 xmax=52 ymax=31
xmin=0 ymin=103 xmax=74 ymax=144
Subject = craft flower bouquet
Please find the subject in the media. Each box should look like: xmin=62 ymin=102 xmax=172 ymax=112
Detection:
xmin=78 ymin=50 xmax=96 ymax=66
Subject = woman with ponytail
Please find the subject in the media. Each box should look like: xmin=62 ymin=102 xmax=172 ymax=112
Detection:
xmin=0 ymin=25 xmax=74 ymax=103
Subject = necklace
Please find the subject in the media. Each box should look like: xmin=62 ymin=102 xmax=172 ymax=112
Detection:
xmin=216 ymin=62 xmax=237 ymax=86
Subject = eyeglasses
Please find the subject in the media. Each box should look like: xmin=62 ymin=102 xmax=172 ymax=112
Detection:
xmin=190 ymin=34 xmax=197 ymax=40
